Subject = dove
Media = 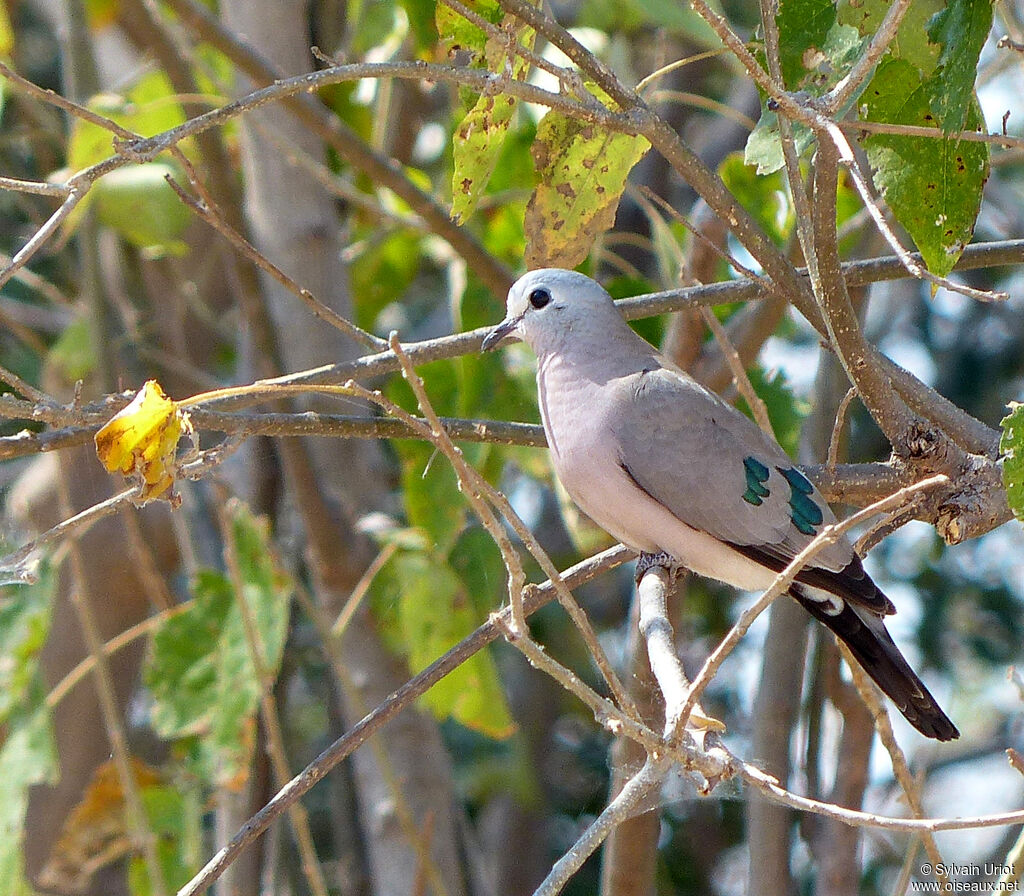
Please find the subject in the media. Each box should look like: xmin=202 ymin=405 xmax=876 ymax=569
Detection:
xmin=481 ymin=269 xmax=958 ymax=741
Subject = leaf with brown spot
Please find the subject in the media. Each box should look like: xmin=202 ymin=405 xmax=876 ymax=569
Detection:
xmin=94 ymin=380 xmax=196 ymax=506
xmin=525 ymin=102 xmax=650 ymax=269
xmin=861 ymin=57 xmax=988 ymax=276
xmin=449 ymin=8 xmax=536 ymax=224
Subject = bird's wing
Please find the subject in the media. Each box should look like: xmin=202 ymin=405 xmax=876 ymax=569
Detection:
xmin=608 ymin=366 xmax=892 ymax=614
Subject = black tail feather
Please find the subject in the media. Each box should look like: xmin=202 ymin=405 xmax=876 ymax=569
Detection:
xmin=792 ymin=585 xmax=959 ymax=741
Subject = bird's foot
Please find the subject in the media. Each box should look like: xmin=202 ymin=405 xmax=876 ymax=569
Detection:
xmin=635 ymin=550 xmax=679 ymax=586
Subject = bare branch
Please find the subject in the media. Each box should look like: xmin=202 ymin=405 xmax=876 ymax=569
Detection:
xmin=809 ymin=137 xmax=914 ymax=445
xmin=821 ymin=121 xmax=1008 ymax=303
xmin=0 ymin=175 xmax=71 ymax=197
xmin=534 ymin=756 xmax=667 ymax=896
xmin=383 ymin=334 xmax=637 ymax=713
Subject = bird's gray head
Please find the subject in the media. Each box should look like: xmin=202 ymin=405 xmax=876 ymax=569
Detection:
xmin=481 ymin=269 xmax=621 ymax=356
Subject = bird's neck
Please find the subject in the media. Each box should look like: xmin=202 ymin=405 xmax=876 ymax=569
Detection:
xmin=536 ymin=322 xmax=658 ymax=384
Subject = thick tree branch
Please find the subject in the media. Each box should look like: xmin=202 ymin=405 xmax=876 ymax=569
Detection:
xmin=808 ymin=138 xmax=914 ymax=445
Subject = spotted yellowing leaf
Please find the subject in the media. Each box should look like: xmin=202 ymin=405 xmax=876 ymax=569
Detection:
xmin=38 ymin=759 xmax=162 ymax=893
xmin=94 ymin=380 xmax=195 ymax=505
xmin=449 ymin=11 xmax=536 ymax=224
xmin=525 ymin=103 xmax=650 ymax=269
xmin=861 ymin=58 xmax=988 ymax=277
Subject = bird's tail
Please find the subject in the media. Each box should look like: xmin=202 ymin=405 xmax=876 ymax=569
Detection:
xmin=792 ymin=585 xmax=959 ymax=741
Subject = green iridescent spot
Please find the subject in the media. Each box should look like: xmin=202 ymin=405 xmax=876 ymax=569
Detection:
xmin=742 ymin=456 xmax=771 ymax=506
xmin=779 ymin=467 xmax=823 ymax=534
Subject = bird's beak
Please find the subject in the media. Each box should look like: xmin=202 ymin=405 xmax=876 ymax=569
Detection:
xmin=481 ymin=313 xmax=522 ymax=352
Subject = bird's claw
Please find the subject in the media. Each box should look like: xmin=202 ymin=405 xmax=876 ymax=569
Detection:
xmin=635 ymin=550 xmax=679 ymax=585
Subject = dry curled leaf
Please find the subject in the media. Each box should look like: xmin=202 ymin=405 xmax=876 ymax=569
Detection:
xmin=94 ymin=380 xmax=195 ymax=506
xmin=38 ymin=758 xmax=162 ymax=893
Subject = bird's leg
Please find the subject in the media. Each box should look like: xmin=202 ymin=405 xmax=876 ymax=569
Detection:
xmin=635 ymin=551 xmax=726 ymax=734
xmin=635 ymin=550 xmax=680 ymax=586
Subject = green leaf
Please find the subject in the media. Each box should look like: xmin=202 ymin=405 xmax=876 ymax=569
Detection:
xmin=453 ymin=279 xmax=516 ymax=415
xmin=350 ymin=231 xmax=422 ymax=330
xmin=861 ymin=57 xmax=988 ymax=276
xmin=145 ymin=503 xmax=291 ymax=787
xmin=0 ymin=564 xmax=56 ymax=725
xmin=450 ymin=15 xmax=535 ymax=223
xmin=578 ymin=0 xmax=721 ymax=45
xmin=451 ymin=92 xmax=523 ymax=224
xmin=378 ymin=550 xmax=515 ymax=738
xmin=738 ymin=367 xmax=810 ymax=459
xmin=0 ymin=570 xmax=57 ymax=893
xmin=0 ymin=1 xmax=13 ymax=56
xmin=49 ymin=316 xmax=97 ymax=381
xmin=744 ymin=107 xmax=815 ymax=175
xmin=449 ymin=527 xmax=507 ymax=613
xmin=999 ymin=402 xmax=1024 ymax=524
xmin=838 ymin=0 xmax=944 ymax=74
xmin=67 ymin=71 xmax=192 ymax=171
xmin=436 ymin=0 xmax=502 ymax=62
xmin=776 ymin=0 xmax=836 ymax=89
xmin=93 ymin=163 xmax=191 ymax=255
xmin=719 ymin=151 xmax=794 ymax=246
xmin=347 ymin=0 xmax=405 ymax=57
xmin=525 ymin=100 xmax=650 ymax=268
xmin=128 ymin=785 xmax=202 ymax=896
xmin=387 ymin=360 xmax=470 ymax=551
xmin=400 ymin=0 xmax=439 ymax=52
xmin=0 ymin=704 xmax=57 ymax=896
xmin=926 ymin=0 xmax=993 ymax=133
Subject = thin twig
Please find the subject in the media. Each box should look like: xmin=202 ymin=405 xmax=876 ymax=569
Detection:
xmin=827 ymin=388 xmax=858 ymax=475
xmin=534 ymin=756 xmax=667 ymax=896
xmin=821 ymin=120 xmax=1008 ymax=303
xmin=0 ymin=58 xmax=137 ymax=138
xmin=823 ymin=0 xmax=913 ymax=112
xmin=840 ymin=644 xmax=950 ymax=888
xmin=216 ymin=497 xmax=331 ymax=896
xmin=46 ymin=600 xmax=196 ymax=710
xmin=699 ymin=306 xmax=774 ymax=437
xmin=0 ymin=185 xmax=87 ymax=293
xmin=331 ymin=541 xmax=399 ymax=637
xmin=0 ymin=362 xmax=55 ymax=405
xmin=636 ymin=566 xmax=722 ymax=738
xmin=841 ymin=117 xmax=1024 ymax=149
xmin=810 ymin=137 xmax=914 ymax=445
xmin=385 ymin=335 xmax=637 ymax=712
xmin=0 ymin=175 xmax=71 ymax=197
xmin=163 ymin=0 xmax=513 ymax=297
xmin=635 ymin=47 xmax=740 ymax=93
xmin=174 ymin=545 xmax=633 ymax=896
xmin=0 ymin=486 xmax=142 ymax=584
xmin=56 ymin=476 xmax=168 ymax=896
xmin=381 ymin=333 xmax=530 ymax=634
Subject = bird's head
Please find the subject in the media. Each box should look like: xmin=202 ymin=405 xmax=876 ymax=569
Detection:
xmin=481 ymin=269 xmax=620 ymax=356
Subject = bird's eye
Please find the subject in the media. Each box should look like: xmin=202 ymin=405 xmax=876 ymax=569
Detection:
xmin=528 ymin=287 xmax=551 ymax=309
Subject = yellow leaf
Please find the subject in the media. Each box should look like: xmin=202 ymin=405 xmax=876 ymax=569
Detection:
xmin=38 ymin=758 xmax=162 ymax=893
xmin=94 ymin=380 xmax=195 ymax=505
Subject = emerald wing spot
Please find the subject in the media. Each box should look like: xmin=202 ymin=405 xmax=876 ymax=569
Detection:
xmin=778 ymin=466 xmax=823 ymax=535
xmin=742 ymin=456 xmax=771 ymax=506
